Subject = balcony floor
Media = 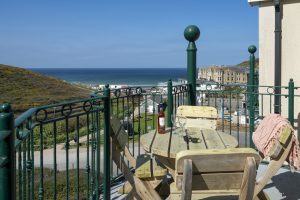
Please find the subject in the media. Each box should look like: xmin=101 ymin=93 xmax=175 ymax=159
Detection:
xmin=257 ymin=163 xmax=300 ymax=200
xmin=105 ymin=163 xmax=300 ymax=200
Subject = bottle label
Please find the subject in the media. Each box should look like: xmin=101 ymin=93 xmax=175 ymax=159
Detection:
xmin=159 ymin=117 xmax=165 ymax=127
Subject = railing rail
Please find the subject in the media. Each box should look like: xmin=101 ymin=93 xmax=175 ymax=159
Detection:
xmin=2 ymin=78 xmax=298 ymax=199
xmin=1 ymin=33 xmax=299 ymax=199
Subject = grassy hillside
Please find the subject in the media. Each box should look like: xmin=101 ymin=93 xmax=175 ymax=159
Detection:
xmin=237 ymin=58 xmax=259 ymax=68
xmin=0 ymin=64 xmax=91 ymax=113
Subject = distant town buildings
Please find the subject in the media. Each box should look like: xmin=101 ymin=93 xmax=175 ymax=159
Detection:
xmin=90 ymin=84 xmax=129 ymax=90
xmin=198 ymin=65 xmax=248 ymax=84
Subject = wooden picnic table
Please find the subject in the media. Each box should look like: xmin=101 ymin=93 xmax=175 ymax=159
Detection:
xmin=140 ymin=127 xmax=238 ymax=176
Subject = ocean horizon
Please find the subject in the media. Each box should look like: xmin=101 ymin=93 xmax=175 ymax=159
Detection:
xmin=30 ymin=68 xmax=187 ymax=86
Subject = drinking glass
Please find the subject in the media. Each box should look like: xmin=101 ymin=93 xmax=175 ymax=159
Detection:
xmin=171 ymin=114 xmax=176 ymax=128
xmin=177 ymin=117 xmax=187 ymax=137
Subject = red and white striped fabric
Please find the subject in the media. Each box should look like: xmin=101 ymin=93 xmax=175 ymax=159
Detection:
xmin=252 ymin=114 xmax=300 ymax=171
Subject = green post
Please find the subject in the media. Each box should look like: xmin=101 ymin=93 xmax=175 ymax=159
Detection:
xmin=0 ymin=104 xmax=15 ymax=200
xmin=103 ymin=85 xmax=111 ymax=200
xmin=288 ymin=79 xmax=295 ymax=127
xmin=248 ymin=45 xmax=256 ymax=148
xmin=167 ymin=80 xmax=173 ymax=127
xmin=184 ymin=25 xmax=200 ymax=106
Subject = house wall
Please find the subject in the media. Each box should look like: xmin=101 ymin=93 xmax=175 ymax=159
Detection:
xmin=198 ymin=66 xmax=248 ymax=84
xmin=249 ymin=0 xmax=300 ymax=125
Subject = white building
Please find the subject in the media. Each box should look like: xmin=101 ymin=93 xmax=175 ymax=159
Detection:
xmin=248 ymin=0 xmax=300 ymax=123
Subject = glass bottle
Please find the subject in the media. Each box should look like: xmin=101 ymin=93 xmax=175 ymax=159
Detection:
xmin=157 ymin=105 xmax=165 ymax=134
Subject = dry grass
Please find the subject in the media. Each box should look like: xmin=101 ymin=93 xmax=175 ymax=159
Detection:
xmin=0 ymin=64 xmax=91 ymax=114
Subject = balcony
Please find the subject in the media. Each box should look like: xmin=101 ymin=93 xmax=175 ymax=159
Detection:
xmin=1 ymin=27 xmax=300 ymax=200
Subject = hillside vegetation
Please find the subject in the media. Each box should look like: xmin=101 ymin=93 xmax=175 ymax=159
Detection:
xmin=237 ymin=58 xmax=259 ymax=68
xmin=0 ymin=64 xmax=91 ymax=113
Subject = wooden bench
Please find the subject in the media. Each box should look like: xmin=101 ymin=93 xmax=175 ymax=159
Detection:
xmin=168 ymin=127 xmax=293 ymax=200
xmin=169 ymin=148 xmax=261 ymax=200
xmin=135 ymin=154 xmax=167 ymax=179
xmin=176 ymin=106 xmax=218 ymax=130
xmin=110 ymin=115 xmax=167 ymax=199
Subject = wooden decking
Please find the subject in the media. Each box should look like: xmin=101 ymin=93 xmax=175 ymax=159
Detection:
xmin=106 ymin=163 xmax=300 ymax=200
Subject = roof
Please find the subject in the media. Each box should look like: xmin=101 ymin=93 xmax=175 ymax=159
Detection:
xmin=201 ymin=65 xmax=249 ymax=73
xmin=248 ymin=0 xmax=300 ymax=6
xmin=248 ymin=0 xmax=271 ymax=6
xmin=223 ymin=66 xmax=249 ymax=73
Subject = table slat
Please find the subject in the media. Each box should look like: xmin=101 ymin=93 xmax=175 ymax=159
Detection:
xmin=151 ymin=131 xmax=173 ymax=157
xmin=141 ymin=128 xmax=238 ymax=159
xmin=217 ymin=131 xmax=239 ymax=148
xmin=169 ymin=130 xmax=188 ymax=158
xmin=201 ymin=129 xmax=226 ymax=149
xmin=189 ymin=131 xmax=206 ymax=150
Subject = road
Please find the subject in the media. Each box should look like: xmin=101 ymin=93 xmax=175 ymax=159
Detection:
xmin=30 ymin=137 xmax=144 ymax=176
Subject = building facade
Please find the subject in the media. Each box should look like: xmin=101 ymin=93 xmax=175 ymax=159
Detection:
xmin=248 ymin=0 xmax=300 ymax=121
xmin=198 ymin=65 xmax=248 ymax=84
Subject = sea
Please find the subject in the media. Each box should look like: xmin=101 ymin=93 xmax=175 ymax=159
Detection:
xmin=30 ymin=68 xmax=187 ymax=86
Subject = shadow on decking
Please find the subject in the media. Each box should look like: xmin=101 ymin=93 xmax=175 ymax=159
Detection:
xmin=107 ymin=163 xmax=300 ymax=200
xmin=258 ymin=164 xmax=300 ymax=200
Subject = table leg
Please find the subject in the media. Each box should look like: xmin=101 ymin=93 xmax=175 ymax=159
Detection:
xmin=155 ymin=155 xmax=176 ymax=177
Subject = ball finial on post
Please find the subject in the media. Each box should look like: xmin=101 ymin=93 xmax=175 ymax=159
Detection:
xmin=184 ymin=25 xmax=200 ymax=42
xmin=184 ymin=25 xmax=200 ymax=106
xmin=248 ymin=45 xmax=257 ymax=54
xmin=248 ymin=44 xmax=257 ymax=148
xmin=0 ymin=103 xmax=12 ymax=113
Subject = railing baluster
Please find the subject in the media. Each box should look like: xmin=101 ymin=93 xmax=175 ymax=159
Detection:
xmin=177 ymin=88 xmax=180 ymax=110
xmin=174 ymin=88 xmax=177 ymax=116
xmin=22 ymin=135 xmax=26 ymax=200
xmin=39 ymin=124 xmax=44 ymax=200
xmin=53 ymin=121 xmax=57 ymax=200
xmin=91 ymin=111 xmax=95 ymax=197
xmin=18 ymin=145 xmax=22 ymax=200
xmin=85 ymin=114 xmax=90 ymax=200
xmin=26 ymin=118 xmax=32 ymax=200
xmin=76 ymin=116 xmax=80 ymax=200
xmin=99 ymin=110 xmax=103 ymax=180
xmin=96 ymin=111 xmax=100 ymax=199
xmin=144 ymin=94 xmax=148 ymax=133
xmin=27 ymin=133 xmax=31 ymax=200
xmin=221 ymin=91 xmax=225 ymax=132
xmin=152 ymin=93 xmax=155 ymax=129
xmin=138 ymin=93 xmax=141 ymax=156
xmin=244 ymin=92 xmax=248 ymax=147
xmin=132 ymin=95 xmax=135 ymax=158
xmin=30 ymin=121 xmax=34 ymax=200
xmin=65 ymin=117 xmax=69 ymax=200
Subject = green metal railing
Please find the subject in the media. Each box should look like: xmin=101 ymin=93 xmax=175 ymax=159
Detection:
xmin=1 ymin=95 xmax=110 ymax=200
xmin=1 ymin=24 xmax=299 ymax=199
xmin=2 ymin=79 xmax=298 ymax=199
xmin=197 ymin=81 xmax=299 ymax=147
xmin=0 ymin=81 xmax=190 ymax=200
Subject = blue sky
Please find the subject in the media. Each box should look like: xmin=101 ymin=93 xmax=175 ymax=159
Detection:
xmin=0 ymin=1 xmax=258 ymax=68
